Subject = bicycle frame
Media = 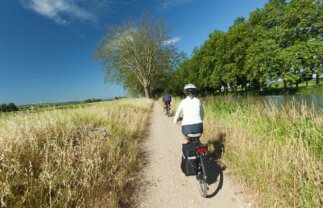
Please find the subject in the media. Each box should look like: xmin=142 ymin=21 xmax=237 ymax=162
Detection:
xmin=188 ymin=139 xmax=207 ymax=170
xmin=195 ymin=143 xmax=207 ymax=177
xmin=198 ymin=153 xmax=207 ymax=180
xmin=164 ymin=103 xmax=170 ymax=116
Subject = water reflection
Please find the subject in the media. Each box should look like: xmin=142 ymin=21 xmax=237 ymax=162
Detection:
xmin=263 ymin=95 xmax=323 ymax=109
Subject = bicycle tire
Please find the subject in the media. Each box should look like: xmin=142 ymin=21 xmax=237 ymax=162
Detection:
xmin=165 ymin=106 xmax=170 ymax=117
xmin=197 ymin=154 xmax=208 ymax=197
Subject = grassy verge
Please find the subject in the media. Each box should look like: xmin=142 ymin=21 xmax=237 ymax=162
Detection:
xmin=296 ymin=85 xmax=323 ymax=95
xmin=0 ymin=98 xmax=153 ymax=207
xmin=202 ymin=96 xmax=322 ymax=207
xmin=267 ymin=78 xmax=323 ymax=95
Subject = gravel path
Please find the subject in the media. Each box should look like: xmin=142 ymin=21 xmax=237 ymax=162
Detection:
xmin=139 ymin=103 xmax=251 ymax=208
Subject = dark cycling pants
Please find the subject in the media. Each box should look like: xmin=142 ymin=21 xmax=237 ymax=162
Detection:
xmin=182 ymin=123 xmax=203 ymax=136
xmin=164 ymin=101 xmax=171 ymax=106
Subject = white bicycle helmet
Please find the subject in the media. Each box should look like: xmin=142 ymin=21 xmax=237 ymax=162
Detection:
xmin=184 ymin=83 xmax=197 ymax=96
xmin=184 ymin=83 xmax=197 ymax=90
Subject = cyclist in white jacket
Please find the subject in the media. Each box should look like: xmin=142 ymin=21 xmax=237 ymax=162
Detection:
xmin=173 ymin=83 xmax=204 ymax=143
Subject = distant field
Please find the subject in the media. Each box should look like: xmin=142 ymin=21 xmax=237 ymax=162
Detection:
xmin=18 ymin=100 xmax=104 ymax=111
xmin=0 ymin=98 xmax=153 ymax=207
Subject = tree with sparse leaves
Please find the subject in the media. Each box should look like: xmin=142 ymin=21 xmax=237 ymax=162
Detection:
xmin=95 ymin=15 xmax=183 ymax=98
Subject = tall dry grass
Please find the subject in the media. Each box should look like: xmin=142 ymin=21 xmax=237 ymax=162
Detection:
xmin=0 ymin=98 xmax=152 ymax=208
xmin=202 ymin=96 xmax=322 ymax=207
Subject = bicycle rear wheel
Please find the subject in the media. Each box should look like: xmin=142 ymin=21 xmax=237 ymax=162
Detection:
xmin=196 ymin=155 xmax=208 ymax=197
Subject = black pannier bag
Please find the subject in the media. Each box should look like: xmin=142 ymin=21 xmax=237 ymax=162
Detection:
xmin=181 ymin=143 xmax=197 ymax=176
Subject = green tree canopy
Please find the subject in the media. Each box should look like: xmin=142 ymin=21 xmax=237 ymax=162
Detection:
xmin=170 ymin=0 xmax=323 ymax=95
xmin=95 ymin=15 xmax=182 ymax=98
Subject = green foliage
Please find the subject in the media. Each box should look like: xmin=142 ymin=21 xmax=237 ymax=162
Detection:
xmin=94 ymin=14 xmax=184 ymax=98
xmin=171 ymin=0 xmax=323 ymax=95
xmin=82 ymin=98 xmax=103 ymax=103
xmin=0 ymin=103 xmax=19 ymax=112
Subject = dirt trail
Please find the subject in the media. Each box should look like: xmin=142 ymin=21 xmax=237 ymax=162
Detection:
xmin=138 ymin=103 xmax=251 ymax=208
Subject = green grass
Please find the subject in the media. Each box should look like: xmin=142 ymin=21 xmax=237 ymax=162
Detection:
xmin=0 ymin=99 xmax=153 ymax=208
xmin=202 ymin=96 xmax=322 ymax=207
xmin=265 ymin=78 xmax=323 ymax=95
xmin=220 ymin=78 xmax=323 ymax=96
xmin=296 ymin=85 xmax=323 ymax=95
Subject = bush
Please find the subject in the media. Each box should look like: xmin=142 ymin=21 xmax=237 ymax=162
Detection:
xmin=83 ymin=98 xmax=103 ymax=103
xmin=0 ymin=103 xmax=19 ymax=112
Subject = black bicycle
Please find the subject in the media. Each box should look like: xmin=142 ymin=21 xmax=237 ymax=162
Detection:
xmin=187 ymin=133 xmax=208 ymax=197
xmin=163 ymin=104 xmax=171 ymax=117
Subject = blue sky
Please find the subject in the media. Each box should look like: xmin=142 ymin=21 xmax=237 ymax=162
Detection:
xmin=0 ymin=0 xmax=268 ymax=105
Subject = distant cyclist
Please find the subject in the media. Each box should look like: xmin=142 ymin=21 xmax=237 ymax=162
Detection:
xmin=173 ymin=84 xmax=204 ymax=143
xmin=163 ymin=91 xmax=172 ymax=114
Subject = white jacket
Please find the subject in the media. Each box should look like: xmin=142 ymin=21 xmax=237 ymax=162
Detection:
xmin=173 ymin=97 xmax=204 ymax=125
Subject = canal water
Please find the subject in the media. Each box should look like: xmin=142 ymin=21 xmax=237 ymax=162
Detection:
xmin=263 ymin=95 xmax=323 ymax=109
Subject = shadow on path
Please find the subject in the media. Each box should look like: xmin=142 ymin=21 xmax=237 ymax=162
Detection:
xmin=204 ymin=157 xmax=224 ymax=198
xmin=204 ymin=132 xmax=227 ymax=198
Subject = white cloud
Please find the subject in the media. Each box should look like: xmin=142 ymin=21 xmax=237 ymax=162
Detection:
xmin=163 ymin=37 xmax=181 ymax=45
xmin=20 ymin=0 xmax=95 ymax=25
xmin=159 ymin=0 xmax=195 ymax=9
xmin=20 ymin=0 xmax=196 ymax=25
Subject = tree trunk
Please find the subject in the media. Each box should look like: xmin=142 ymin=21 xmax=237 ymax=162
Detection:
xmin=316 ymin=69 xmax=320 ymax=86
xmin=144 ymin=86 xmax=150 ymax=98
xmin=283 ymin=80 xmax=287 ymax=90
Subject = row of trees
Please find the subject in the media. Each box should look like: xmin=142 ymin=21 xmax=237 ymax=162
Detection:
xmin=0 ymin=103 xmax=18 ymax=112
xmin=82 ymin=98 xmax=103 ymax=103
xmin=170 ymin=0 xmax=323 ymax=95
xmin=95 ymin=1 xmax=322 ymax=97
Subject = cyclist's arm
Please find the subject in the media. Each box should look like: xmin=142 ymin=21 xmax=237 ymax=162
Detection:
xmin=173 ymin=101 xmax=183 ymax=124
